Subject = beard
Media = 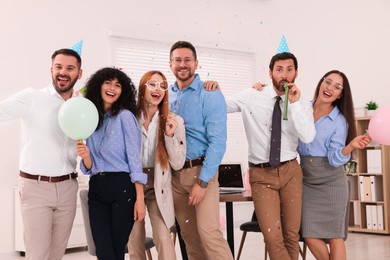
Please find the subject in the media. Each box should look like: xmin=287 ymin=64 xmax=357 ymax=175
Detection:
xmin=272 ymin=77 xmax=295 ymax=92
xmin=174 ymin=67 xmax=194 ymax=82
xmin=52 ymin=75 xmax=78 ymax=94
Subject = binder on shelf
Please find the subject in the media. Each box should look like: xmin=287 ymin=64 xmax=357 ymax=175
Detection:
xmin=366 ymin=205 xmax=372 ymax=229
xmin=359 ymin=176 xmax=365 ymax=201
xmin=362 ymin=176 xmax=372 ymax=202
xmin=353 ymin=201 xmax=361 ymax=226
xmin=370 ymin=176 xmax=384 ymax=202
xmin=367 ymin=149 xmax=382 ymax=174
xmin=371 ymin=205 xmax=378 ymax=230
xmin=377 ymin=205 xmax=384 ymax=230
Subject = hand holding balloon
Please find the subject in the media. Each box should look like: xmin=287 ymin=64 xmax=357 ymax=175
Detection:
xmin=58 ymin=97 xmax=99 ymax=141
xmin=76 ymin=140 xmax=93 ymax=169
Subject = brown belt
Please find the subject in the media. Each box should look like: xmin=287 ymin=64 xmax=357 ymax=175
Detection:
xmin=249 ymin=158 xmax=296 ymax=169
xmin=20 ymin=171 xmax=78 ymax=183
xmin=182 ymin=156 xmax=205 ymax=169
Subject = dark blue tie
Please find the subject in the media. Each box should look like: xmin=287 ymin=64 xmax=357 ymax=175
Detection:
xmin=269 ymin=96 xmax=282 ymax=167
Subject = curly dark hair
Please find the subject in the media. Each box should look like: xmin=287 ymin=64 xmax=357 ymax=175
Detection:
xmin=84 ymin=67 xmax=139 ymax=129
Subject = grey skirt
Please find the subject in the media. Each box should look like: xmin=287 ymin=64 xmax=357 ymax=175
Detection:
xmin=300 ymin=156 xmax=349 ymax=239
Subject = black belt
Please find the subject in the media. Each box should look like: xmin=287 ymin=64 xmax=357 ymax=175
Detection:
xmin=182 ymin=156 xmax=205 ymax=169
xmin=249 ymin=158 xmax=296 ymax=168
xmin=20 ymin=171 xmax=77 ymax=183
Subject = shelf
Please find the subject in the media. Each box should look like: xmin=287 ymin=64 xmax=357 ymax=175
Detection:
xmin=348 ymin=117 xmax=390 ymax=234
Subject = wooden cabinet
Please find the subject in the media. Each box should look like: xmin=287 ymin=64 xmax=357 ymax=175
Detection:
xmin=14 ymin=184 xmax=88 ymax=254
xmin=348 ymin=116 xmax=390 ymax=234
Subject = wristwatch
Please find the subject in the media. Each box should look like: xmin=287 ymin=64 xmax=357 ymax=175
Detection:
xmin=196 ymin=178 xmax=208 ymax=188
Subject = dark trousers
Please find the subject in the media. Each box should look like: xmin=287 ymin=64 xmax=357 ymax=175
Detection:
xmin=88 ymin=172 xmax=136 ymax=260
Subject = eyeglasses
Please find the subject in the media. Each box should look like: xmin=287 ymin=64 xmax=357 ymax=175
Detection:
xmin=170 ymin=57 xmax=195 ymax=65
xmin=323 ymin=77 xmax=343 ymax=91
xmin=145 ymin=80 xmax=168 ymax=91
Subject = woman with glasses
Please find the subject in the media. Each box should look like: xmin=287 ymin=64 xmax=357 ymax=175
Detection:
xmin=298 ymin=70 xmax=371 ymax=260
xmin=76 ymin=67 xmax=147 ymax=260
xmin=128 ymin=70 xmax=186 ymax=260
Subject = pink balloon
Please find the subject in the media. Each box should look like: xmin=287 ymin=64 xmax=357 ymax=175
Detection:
xmin=368 ymin=105 xmax=390 ymax=145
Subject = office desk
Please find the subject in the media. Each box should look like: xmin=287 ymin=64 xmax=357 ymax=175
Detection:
xmin=220 ymin=190 xmax=252 ymax=256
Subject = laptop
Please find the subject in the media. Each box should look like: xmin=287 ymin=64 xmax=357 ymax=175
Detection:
xmin=218 ymin=163 xmax=246 ymax=194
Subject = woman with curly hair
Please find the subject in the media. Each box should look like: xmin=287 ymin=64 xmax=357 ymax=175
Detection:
xmin=76 ymin=67 xmax=147 ymax=260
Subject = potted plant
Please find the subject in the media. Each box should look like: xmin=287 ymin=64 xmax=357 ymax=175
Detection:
xmin=365 ymin=100 xmax=378 ymax=116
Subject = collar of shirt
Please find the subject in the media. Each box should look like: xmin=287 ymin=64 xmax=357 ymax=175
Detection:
xmin=328 ymin=106 xmax=340 ymax=121
xmin=171 ymin=74 xmax=201 ymax=92
xmin=48 ymin=84 xmax=76 ymax=100
xmin=268 ymin=84 xmax=288 ymax=103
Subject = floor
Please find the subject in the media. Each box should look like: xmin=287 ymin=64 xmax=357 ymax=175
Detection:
xmin=3 ymin=229 xmax=390 ymax=260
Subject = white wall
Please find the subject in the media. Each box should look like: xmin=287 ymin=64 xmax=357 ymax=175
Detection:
xmin=1 ymin=0 xmax=389 ymax=254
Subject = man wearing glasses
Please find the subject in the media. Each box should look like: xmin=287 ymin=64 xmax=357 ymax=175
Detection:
xmin=168 ymin=41 xmax=232 ymax=260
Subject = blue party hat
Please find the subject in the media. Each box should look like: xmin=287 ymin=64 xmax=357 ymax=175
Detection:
xmin=70 ymin=40 xmax=83 ymax=56
xmin=276 ymin=35 xmax=290 ymax=53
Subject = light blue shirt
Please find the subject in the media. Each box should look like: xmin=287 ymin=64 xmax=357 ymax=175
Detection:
xmin=80 ymin=109 xmax=147 ymax=184
xmin=169 ymin=74 xmax=227 ymax=182
xmin=298 ymin=106 xmax=350 ymax=168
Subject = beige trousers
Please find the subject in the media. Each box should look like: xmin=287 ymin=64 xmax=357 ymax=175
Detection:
xmin=18 ymin=177 xmax=78 ymax=260
xmin=172 ymin=166 xmax=233 ymax=260
xmin=249 ymin=160 xmax=302 ymax=260
xmin=128 ymin=185 xmax=176 ymax=260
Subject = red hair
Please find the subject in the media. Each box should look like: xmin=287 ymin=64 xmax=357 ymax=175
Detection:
xmin=137 ymin=71 xmax=170 ymax=169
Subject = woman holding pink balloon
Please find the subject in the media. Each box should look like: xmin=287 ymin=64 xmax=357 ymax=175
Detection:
xmin=299 ymin=70 xmax=371 ymax=260
xmin=76 ymin=67 xmax=147 ymax=260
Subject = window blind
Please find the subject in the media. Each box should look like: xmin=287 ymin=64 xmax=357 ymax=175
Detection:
xmin=110 ymin=36 xmax=255 ymax=167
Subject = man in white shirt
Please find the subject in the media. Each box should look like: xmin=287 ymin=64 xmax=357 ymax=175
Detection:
xmin=0 ymin=49 xmax=83 ymax=260
xmin=226 ymin=52 xmax=315 ymax=260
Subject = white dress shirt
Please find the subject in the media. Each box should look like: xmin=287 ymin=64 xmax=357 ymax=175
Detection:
xmin=226 ymin=86 xmax=315 ymax=164
xmin=138 ymin=111 xmax=159 ymax=168
xmin=0 ymin=86 xmax=77 ymax=176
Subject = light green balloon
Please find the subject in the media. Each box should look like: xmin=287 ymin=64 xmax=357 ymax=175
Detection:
xmin=58 ymin=97 xmax=99 ymax=140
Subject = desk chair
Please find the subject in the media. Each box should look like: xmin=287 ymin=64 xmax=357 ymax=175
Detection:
xmin=236 ymin=211 xmax=265 ymax=260
xmin=79 ymin=189 xmax=155 ymax=259
xmin=236 ymin=210 xmax=305 ymax=260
